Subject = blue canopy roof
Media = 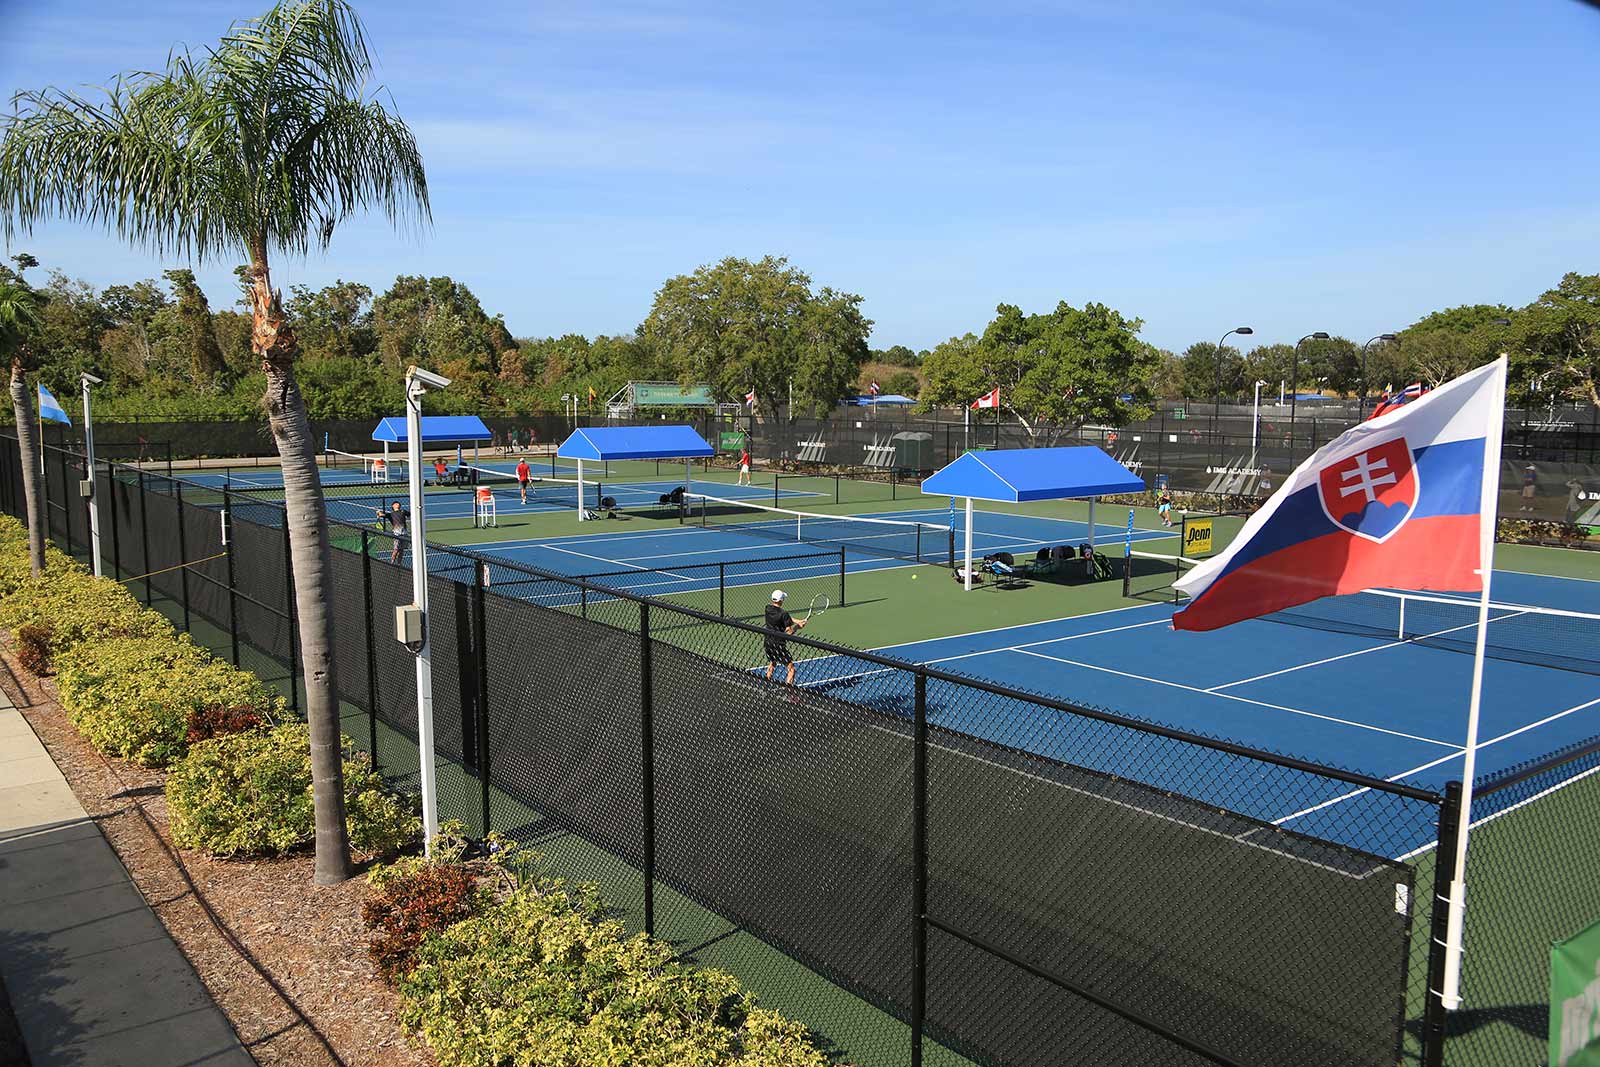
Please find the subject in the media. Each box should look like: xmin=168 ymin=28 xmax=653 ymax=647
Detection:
xmin=557 ymin=425 xmax=714 ymax=461
xmin=848 ymin=394 xmax=916 ymax=406
xmin=921 ymin=446 xmax=1144 ymax=502
xmin=372 ymin=416 xmax=492 ymax=443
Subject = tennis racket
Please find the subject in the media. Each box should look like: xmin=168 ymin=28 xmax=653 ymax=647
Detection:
xmin=803 ymin=594 xmax=829 ymax=624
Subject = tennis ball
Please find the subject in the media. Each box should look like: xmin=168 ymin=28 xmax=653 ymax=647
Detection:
xmin=912 ymin=574 xmax=918 ymax=580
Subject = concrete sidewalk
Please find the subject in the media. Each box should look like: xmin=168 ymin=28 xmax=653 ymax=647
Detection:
xmin=0 ymin=686 xmax=251 ymax=1066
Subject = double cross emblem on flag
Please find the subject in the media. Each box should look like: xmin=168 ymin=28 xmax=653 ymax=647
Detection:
xmin=1317 ymin=438 xmax=1418 ymax=544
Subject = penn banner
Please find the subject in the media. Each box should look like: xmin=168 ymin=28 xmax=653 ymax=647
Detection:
xmin=1551 ymin=919 xmax=1600 ymax=1066
xmin=1182 ymin=518 xmax=1213 ymax=557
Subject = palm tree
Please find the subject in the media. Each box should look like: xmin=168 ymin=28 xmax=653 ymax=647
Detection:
xmin=0 ymin=0 xmax=430 ymax=884
xmin=0 ymin=280 xmax=47 ymax=575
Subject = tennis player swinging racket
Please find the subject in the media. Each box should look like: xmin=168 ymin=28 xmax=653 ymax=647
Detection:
xmin=763 ymin=589 xmax=828 ymax=685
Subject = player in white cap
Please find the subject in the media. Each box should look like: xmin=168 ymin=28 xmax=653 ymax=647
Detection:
xmin=763 ymin=589 xmax=805 ymax=684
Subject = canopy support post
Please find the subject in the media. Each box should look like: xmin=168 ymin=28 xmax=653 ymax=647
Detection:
xmin=578 ymin=457 xmax=586 ymax=521
xmin=1087 ymin=496 xmax=1097 ymax=550
xmin=964 ymin=496 xmax=974 ymax=591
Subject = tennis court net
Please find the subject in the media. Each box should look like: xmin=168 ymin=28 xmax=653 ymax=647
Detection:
xmin=326 ymin=448 xmax=408 ymax=482
xmin=1130 ymin=549 xmax=1600 ymax=676
xmin=461 ymin=464 xmax=600 ymax=511
xmin=683 ymin=492 xmax=954 ymax=566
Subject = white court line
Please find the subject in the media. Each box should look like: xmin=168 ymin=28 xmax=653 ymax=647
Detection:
xmin=539 ymin=542 xmax=693 ymax=580
xmin=1273 ymin=694 xmax=1600 ymax=837
xmin=1012 ymin=647 xmax=1457 ymax=748
xmin=1397 ymin=759 xmax=1600 ymax=862
xmin=1205 ymin=615 xmax=1491 ymax=692
xmin=1500 ymin=567 xmax=1600 ymax=585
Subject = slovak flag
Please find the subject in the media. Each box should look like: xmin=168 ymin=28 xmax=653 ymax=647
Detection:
xmin=971 ymin=387 xmax=1000 ymax=410
xmin=1173 ymin=357 xmax=1506 ymax=632
xmin=868 ymin=380 xmax=881 ymax=396
xmin=1369 ymin=382 xmax=1427 ymax=420
xmin=744 ymin=388 xmax=757 ymax=407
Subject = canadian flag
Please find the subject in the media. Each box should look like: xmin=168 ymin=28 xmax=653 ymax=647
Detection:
xmin=970 ymin=387 xmax=1000 ymax=410
xmin=744 ymin=388 xmax=757 ymax=407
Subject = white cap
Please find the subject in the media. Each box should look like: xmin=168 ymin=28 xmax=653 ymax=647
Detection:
xmin=771 ymin=589 xmax=787 ymax=602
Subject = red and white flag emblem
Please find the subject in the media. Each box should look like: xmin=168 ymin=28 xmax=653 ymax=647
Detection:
xmin=1316 ymin=437 xmax=1418 ymax=543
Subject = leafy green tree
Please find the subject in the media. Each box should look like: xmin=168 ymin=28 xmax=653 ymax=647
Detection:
xmin=1242 ymin=344 xmax=1295 ymax=393
xmin=286 ymin=280 xmax=375 ymax=362
xmin=0 ymin=277 xmax=48 ymax=573
xmin=1178 ymin=342 xmax=1245 ymax=401
xmin=0 ymin=0 xmax=430 ymax=884
xmin=920 ymin=301 xmax=1156 ymax=440
xmin=639 ymin=256 xmax=871 ymax=418
xmin=1297 ymin=335 xmax=1360 ymax=395
xmin=372 ymin=275 xmax=507 ymax=374
xmin=162 ymin=269 xmax=229 ymax=387
xmin=872 ymin=344 xmax=919 ymax=367
xmin=884 ymin=369 xmax=920 ymax=398
xmin=1512 ymin=273 xmax=1600 ymax=407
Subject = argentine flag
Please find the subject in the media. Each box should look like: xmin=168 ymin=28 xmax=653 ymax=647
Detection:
xmin=37 ymin=385 xmax=71 ymax=426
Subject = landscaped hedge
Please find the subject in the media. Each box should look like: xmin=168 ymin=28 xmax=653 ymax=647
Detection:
xmin=393 ymin=878 xmax=828 ymax=1067
xmin=167 ymin=722 xmax=419 ymax=858
xmin=55 ymin=633 xmax=280 ymax=766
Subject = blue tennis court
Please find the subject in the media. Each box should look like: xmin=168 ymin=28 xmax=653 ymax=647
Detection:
xmin=787 ymin=567 xmax=1600 ymax=856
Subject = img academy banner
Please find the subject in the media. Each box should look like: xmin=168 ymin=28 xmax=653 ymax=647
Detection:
xmin=1174 ymin=357 xmax=1506 ymax=631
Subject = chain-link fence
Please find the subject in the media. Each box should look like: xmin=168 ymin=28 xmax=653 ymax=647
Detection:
xmin=28 ymin=434 xmax=1600 ymax=1066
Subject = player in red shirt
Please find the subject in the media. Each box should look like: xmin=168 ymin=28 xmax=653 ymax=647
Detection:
xmin=515 ymin=457 xmax=531 ymax=504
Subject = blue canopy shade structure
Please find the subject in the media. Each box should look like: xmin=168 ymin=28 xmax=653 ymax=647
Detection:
xmin=921 ymin=446 xmax=1144 ymax=502
xmin=557 ymin=425 xmax=714 ymax=461
xmin=848 ymin=394 xmax=916 ymax=406
xmin=922 ymin=446 xmax=1144 ymax=590
xmin=372 ymin=415 xmax=492 ymax=443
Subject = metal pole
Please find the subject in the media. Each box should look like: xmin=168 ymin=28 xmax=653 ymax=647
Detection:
xmin=719 ymin=562 xmax=726 ymax=617
xmin=577 ymin=457 xmax=586 ymax=522
xmin=1087 ymin=496 xmax=1097 ymax=551
xmin=175 ymin=481 xmax=191 ymax=632
xmin=137 ymin=470 xmax=152 ymax=605
xmin=963 ymin=496 xmax=974 ymax=591
xmin=1421 ymin=781 xmax=1464 ymax=1067
xmin=473 ymin=563 xmax=491 ymax=837
xmin=108 ymin=469 xmax=122 ymax=579
xmin=224 ymin=496 xmax=240 ymax=666
xmin=639 ymin=600 xmax=657 ymax=937
xmin=81 ymin=375 xmax=103 ymax=576
xmin=910 ymin=670 xmax=928 ymax=1067
xmin=406 ymin=369 xmax=441 ymax=856
xmin=361 ymin=529 xmax=380 ymax=774
xmin=838 ymin=546 xmax=846 ymax=607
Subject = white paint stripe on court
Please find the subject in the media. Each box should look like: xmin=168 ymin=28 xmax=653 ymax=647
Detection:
xmin=1204 ymin=615 xmax=1493 ymax=692
xmin=538 ymin=543 xmax=694 ymax=579
xmin=1012 ymin=647 xmax=1458 ymax=748
xmin=1395 ymin=757 xmax=1600 ymax=862
xmin=1271 ymin=694 xmax=1600 ymax=837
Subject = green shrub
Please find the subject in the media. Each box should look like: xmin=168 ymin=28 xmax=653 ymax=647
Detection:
xmin=55 ymin=634 xmax=279 ymax=766
xmin=0 ymin=562 xmax=171 ymax=664
xmin=396 ymin=885 xmax=827 ymax=1066
xmin=166 ymin=722 xmax=419 ymax=858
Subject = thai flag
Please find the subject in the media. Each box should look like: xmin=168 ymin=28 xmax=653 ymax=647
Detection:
xmin=1369 ymin=382 xmax=1427 ymax=420
xmin=37 ymin=385 xmax=71 ymax=426
xmin=1173 ymin=357 xmax=1506 ymax=631
xmin=971 ymin=387 xmax=1000 ymax=410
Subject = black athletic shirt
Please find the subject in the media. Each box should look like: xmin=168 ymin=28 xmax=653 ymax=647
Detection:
xmin=385 ymin=508 xmax=410 ymax=535
xmin=764 ymin=603 xmax=793 ymax=635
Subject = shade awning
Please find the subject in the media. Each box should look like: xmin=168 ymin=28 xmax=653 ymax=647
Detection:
xmin=372 ymin=416 xmax=492 ymax=443
xmin=557 ymin=425 xmax=715 ymax=461
xmin=920 ymin=446 xmax=1144 ymax=502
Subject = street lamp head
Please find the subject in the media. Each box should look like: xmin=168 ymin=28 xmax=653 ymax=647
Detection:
xmin=1379 ymin=333 xmax=1397 ymax=341
xmin=1490 ymin=317 xmax=1511 ymax=326
xmin=1311 ymin=331 xmax=1330 ymax=340
xmin=1255 ymin=380 xmax=1267 ymax=387
xmin=1235 ymin=327 xmax=1254 ymax=335
xmin=80 ymin=371 xmax=103 ymax=386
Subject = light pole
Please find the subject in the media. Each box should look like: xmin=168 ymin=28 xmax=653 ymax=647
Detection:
xmin=80 ymin=373 xmax=103 ymax=576
xmin=1358 ymin=334 xmax=1398 ymax=419
xmin=1213 ymin=326 xmax=1253 ymax=463
xmin=402 ymin=364 xmax=451 ymax=857
xmin=1290 ymin=332 xmax=1330 ymax=467
xmin=1252 ymin=380 xmax=1267 ymax=450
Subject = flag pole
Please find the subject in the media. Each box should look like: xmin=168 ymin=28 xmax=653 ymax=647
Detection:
xmin=1440 ymin=353 xmax=1509 ymax=1009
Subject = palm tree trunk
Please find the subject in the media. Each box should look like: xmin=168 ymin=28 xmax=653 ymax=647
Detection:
xmin=9 ymin=362 xmax=46 ymax=575
xmin=251 ymin=255 xmax=353 ymax=885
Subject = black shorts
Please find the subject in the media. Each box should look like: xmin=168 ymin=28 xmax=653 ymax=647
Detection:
xmin=764 ymin=640 xmax=792 ymax=666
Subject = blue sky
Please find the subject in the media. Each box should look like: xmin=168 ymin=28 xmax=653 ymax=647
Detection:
xmin=3 ymin=0 xmax=1597 ymax=353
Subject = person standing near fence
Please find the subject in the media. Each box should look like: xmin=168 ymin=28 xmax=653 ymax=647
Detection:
xmin=738 ymin=446 xmax=752 ymax=486
xmin=376 ymin=500 xmax=408 ymax=563
xmin=763 ymin=589 xmax=805 ymax=685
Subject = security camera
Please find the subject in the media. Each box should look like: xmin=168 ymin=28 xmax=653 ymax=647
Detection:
xmin=408 ymin=366 xmax=452 ymax=391
xmin=81 ymin=372 xmax=103 ymax=385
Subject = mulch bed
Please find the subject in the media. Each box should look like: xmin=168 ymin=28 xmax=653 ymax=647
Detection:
xmin=0 ymin=642 xmax=433 ymax=1067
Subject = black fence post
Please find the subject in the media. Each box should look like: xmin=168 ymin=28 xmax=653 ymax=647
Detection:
xmin=136 ymin=470 xmax=152 ymax=606
xmin=639 ymin=600 xmax=657 ymax=937
xmin=361 ymin=530 xmax=380 ymax=773
xmin=174 ymin=481 xmax=192 ymax=631
xmin=108 ymin=470 xmax=122 ymax=580
xmin=1421 ymin=781 xmax=1464 ymax=1067
xmin=473 ymin=562 xmax=491 ymax=837
xmin=838 ymin=547 xmax=846 ymax=607
xmin=911 ymin=670 xmax=928 ymax=1067
xmin=282 ymin=520 xmax=299 ymax=715
xmin=224 ymin=495 xmax=240 ymax=667
xmin=719 ymin=562 xmax=726 ymax=617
